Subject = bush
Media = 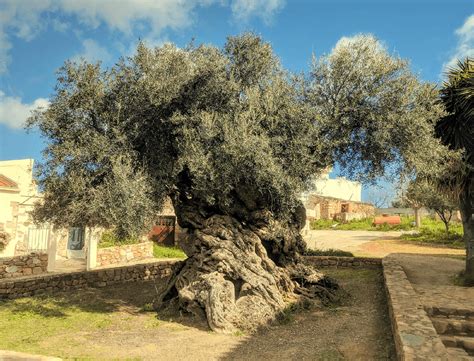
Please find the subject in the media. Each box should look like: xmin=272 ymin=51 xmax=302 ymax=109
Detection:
xmin=304 ymin=248 xmax=354 ymax=257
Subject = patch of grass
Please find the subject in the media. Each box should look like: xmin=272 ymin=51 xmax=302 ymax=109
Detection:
xmin=141 ymin=302 xmax=155 ymax=312
xmin=276 ymin=299 xmax=313 ymax=325
xmin=310 ymin=216 xmax=415 ymax=231
xmin=453 ymin=271 xmax=474 ymax=287
xmin=310 ymin=215 xmax=465 ymax=235
xmin=305 ymin=248 xmax=354 ymax=257
xmin=400 ymin=228 xmax=464 ymax=248
xmin=0 ymin=296 xmax=115 ymax=356
xmin=98 ymin=230 xmax=141 ymax=248
xmin=153 ymin=244 xmax=186 ymax=259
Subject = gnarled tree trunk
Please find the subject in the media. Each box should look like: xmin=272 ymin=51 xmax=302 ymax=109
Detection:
xmin=153 ymin=187 xmax=339 ymax=333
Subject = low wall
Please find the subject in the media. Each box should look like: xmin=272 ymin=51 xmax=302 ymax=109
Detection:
xmin=0 ymin=259 xmax=180 ymax=300
xmin=96 ymin=241 xmax=153 ymax=267
xmin=0 ymin=253 xmax=48 ymax=279
xmin=382 ymin=256 xmax=448 ymax=360
xmin=304 ymin=256 xmax=381 ymax=268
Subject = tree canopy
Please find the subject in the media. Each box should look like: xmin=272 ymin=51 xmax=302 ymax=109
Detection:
xmin=308 ymin=34 xmax=446 ymax=182
xmin=29 ymin=34 xmax=327 ymax=239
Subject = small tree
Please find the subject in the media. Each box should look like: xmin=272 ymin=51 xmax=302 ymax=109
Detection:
xmin=405 ymin=179 xmax=458 ymax=235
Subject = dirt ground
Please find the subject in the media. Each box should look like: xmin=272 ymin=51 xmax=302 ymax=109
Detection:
xmin=0 ymin=269 xmax=395 ymax=361
xmin=305 ymin=230 xmax=464 ymax=258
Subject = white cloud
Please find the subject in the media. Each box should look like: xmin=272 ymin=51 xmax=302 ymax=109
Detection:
xmin=71 ymin=38 xmax=113 ymax=63
xmin=0 ymin=91 xmax=49 ymax=129
xmin=231 ymin=0 xmax=285 ymax=24
xmin=443 ymin=14 xmax=474 ymax=73
xmin=0 ymin=0 xmax=285 ymax=74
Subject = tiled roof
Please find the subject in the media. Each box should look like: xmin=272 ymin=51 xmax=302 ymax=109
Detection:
xmin=0 ymin=174 xmax=18 ymax=188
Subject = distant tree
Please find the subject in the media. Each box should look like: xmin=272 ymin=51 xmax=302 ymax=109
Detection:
xmin=436 ymin=58 xmax=474 ymax=284
xmin=405 ymin=178 xmax=458 ymax=234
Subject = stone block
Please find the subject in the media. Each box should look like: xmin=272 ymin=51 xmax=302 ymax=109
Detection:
xmin=33 ymin=267 xmax=43 ymax=275
xmin=5 ymin=266 xmax=18 ymax=273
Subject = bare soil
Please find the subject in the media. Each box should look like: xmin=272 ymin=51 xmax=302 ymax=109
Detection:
xmin=0 ymin=269 xmax=395 ymax=361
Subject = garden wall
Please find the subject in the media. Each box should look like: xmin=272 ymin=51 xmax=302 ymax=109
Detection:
xmin=96 ymin=241 xmax=153 ymax=267
xmin=304 ymin=256 xmax=381 ymax=268
xmin=0 ymin=253 xmax=48 ymax=279
xmin=0 ymin=259 xmax=179 ymax=300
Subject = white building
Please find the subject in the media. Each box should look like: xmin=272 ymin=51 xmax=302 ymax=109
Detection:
xmin=0 ymin=159 xmax=42 ymax=257
xmin=301 ymin=168 xmax=362 ymax=204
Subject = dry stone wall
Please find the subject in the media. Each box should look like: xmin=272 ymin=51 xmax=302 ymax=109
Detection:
xmin=304 ymin=256 xmax=381 ymax=268
xmin=382 ymin=256 xmax=449 ymax=360
xmin=0 ymin=253 xmax=48 ymax=279
xmin=0 ymin=259 xmax=179 ymax=300
xmin=96 ymin=241 xmax=153 ymax=267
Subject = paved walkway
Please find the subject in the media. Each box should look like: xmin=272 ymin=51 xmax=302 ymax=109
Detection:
xmin=391 ymin=254 xmax=474 ymax=359
xmin=304 ymin=230 xmax=465 ymax=258
xmin=394 ymin=253 xmax=474 ymax=312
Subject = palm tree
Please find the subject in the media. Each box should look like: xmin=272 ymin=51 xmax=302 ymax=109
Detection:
xmin=436 ymin=57 xmax=474 ymax=285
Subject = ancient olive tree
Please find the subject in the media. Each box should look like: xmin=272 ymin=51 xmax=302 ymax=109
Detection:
xmin=29 ymin=35 xmax=337 ymax=333
xmin=436 ymin=58 xmax=474 ymax=284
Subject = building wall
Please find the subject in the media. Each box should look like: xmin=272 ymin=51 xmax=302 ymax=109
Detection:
xmin=305 ymin=195 xmax=375 ymax=221
xmin=0 ymin=159 xmax=39 ymax=257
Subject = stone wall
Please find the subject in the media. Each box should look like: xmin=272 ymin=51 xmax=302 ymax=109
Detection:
xmin=382 ymin=256 xmax=449 ymax=360
xmin=304 ymin=256 xmax=381 ymax=268
xmin=0 ymin=259 xmax=179 ymax=300
xmin=0 ymin=253 xmax=48 ymax=279
xmin=96 ymin=241 xmax=153 ymax=267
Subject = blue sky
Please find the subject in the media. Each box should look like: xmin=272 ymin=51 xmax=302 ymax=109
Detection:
xmin=0 ymin=0 xmax=473 ymax=203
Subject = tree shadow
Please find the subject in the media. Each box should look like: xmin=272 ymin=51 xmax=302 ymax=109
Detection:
xmin=0 ymin=279 xmax=162 ymax=318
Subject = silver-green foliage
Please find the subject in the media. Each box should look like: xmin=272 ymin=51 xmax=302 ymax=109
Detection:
xmin=308 ymin=34 xmax=446 ymax=182
xmin=28 ymin=34 xmax=323 ymax=239
xmin=29 ymin=33 xmax=444 ymax=241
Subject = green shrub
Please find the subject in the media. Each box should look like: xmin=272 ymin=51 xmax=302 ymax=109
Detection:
xmin=304 ymin=248 xmax=354 ymax=257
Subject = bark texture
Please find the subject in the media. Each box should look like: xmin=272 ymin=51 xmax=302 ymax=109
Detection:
xmin=153 ymin=190 xmax=339 ymax=333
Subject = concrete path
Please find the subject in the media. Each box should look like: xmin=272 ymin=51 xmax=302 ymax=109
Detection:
xmin=304 ymin=230 xmax=465 ymax=258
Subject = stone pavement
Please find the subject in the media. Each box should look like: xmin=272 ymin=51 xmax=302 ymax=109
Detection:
xmin=392 ymin=254 xmax=474 ymax=359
